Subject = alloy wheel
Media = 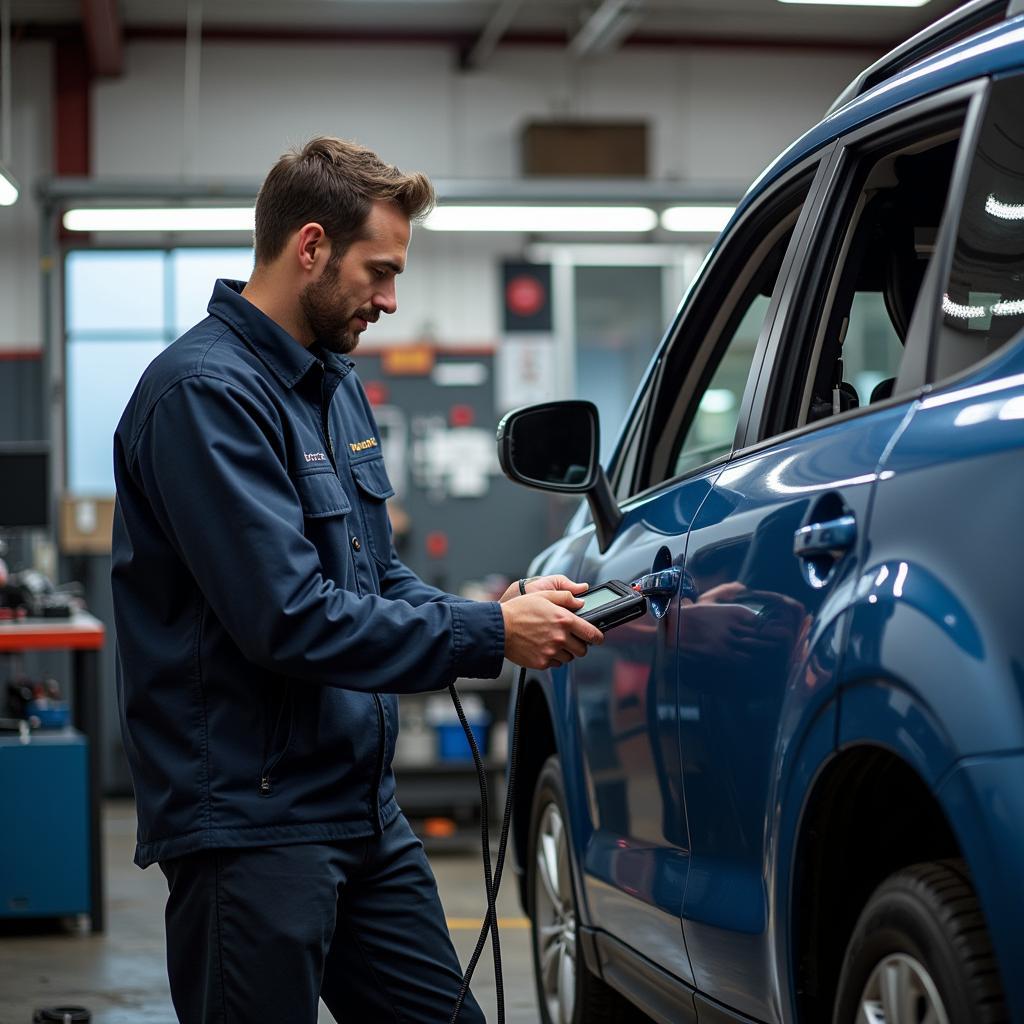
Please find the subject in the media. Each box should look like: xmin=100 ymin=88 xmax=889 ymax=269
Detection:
xmin=533 ymin=800 xmax=576 ymax=1024
xmin=857 ymin=953 xmax=950 ymax=1024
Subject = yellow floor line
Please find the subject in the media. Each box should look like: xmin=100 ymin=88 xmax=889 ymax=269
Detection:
xmin=447 ymin=917 xmax=530 ymax=930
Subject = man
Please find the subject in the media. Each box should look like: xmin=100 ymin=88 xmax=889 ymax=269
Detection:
xmin=111 ymin=136 xmax=602 ymax=1024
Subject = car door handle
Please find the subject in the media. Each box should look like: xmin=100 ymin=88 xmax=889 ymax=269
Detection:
xmin=634 ymin=567 xmax=682 ymax=598
xmin=793 ymin=515 xmax=857 ymax=560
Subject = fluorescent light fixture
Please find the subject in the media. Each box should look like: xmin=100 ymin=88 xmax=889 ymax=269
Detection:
xmin=941 ymin=294 xmax=986 ymax=320
xmin=985 ymin=194 xmax=1024 ymax=221
xmin=63 ymin=207 xmax=255 ymax=232
xmin=992 ymin=298 xmax=1024 ymax=317
xmin=0 ymin=164 xmax=17 ymax=206
xmin=779 ymin=0 xmax=929 ymax=6
xmin=527 ymin=242 xmax=695 ymax=266
xmin=423 ymin=205 xmax=657 ymax=233
xmin=660 ymin=206 xmax=734 ymax=233
xmin=698 ymin=389 xmax=737 ymax=414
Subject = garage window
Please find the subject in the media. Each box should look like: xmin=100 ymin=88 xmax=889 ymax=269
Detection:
xmin=65 ymin=248 xmax=254 ymax=494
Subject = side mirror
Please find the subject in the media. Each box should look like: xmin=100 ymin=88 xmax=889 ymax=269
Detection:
xmin=496 ymin=400 xmax=622 ymax=552
xmin=496 ymin=400 xmax=599 ymax=492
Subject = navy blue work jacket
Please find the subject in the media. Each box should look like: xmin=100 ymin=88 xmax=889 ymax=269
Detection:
xmin=112 ymin=279 xmax=504 ymax=868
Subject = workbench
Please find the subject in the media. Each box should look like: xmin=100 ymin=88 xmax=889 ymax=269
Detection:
xmin=0 ymin=613 xmax=106 ymax=931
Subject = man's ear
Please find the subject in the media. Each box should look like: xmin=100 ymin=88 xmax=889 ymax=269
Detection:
xmin=296 ymin=223 xmax=327 ymax=273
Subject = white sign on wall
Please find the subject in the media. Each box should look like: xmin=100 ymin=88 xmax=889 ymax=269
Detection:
xmin=496 ymin=335 xmax=557 ymax=413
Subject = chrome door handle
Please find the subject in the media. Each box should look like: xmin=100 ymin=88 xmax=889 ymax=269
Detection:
xmin=793 ymin=515 xmax=857 ymax=560
xmin=793 ymin=514 xmax=856 ymax=589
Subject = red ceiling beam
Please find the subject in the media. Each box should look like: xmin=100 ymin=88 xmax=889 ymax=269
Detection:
xmin=80 ymin=0 xmax=123 ymax=76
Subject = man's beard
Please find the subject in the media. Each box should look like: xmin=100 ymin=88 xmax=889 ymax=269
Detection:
xmin=299 ymin=259 xmax=364 ymax=355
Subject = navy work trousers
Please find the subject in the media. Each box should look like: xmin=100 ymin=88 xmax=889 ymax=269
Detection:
xmin=159 ymin=814 xmax=485 ymax=1023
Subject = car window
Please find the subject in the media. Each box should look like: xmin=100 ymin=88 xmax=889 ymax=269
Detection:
xmin=934 ymin=75 xmax=1024 ymax=381
xmin=672 ymin=289 xmax=771 ymax=479
xmin=795 ymin=130 xmax=962 ymax=427
xmin=632 ymin=170 xmax=816 ymax=492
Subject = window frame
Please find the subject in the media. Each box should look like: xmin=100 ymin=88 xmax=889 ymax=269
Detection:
xmin=610 ymin=148 xmax=835 ymax=504
xmin=737 ymin=77 xmax=990 ymax=456
xmin=926 ymin=71 xmax=1024 ymax=390
xmin=61 ymin=242 xmax=256 ymax=496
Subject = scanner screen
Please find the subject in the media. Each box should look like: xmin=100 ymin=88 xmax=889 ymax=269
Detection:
xmin=579 ymin=586 xmax=621 ymax=613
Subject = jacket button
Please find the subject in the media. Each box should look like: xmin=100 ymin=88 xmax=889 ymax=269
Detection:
xmin=352 ymin=536 xmax=361 ymax=552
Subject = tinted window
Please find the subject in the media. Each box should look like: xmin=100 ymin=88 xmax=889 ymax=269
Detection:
xmin=641 ymin=177 xmax=813 ymax=487
xmin=778 ymin=128 xmax=962 ymax=431
xmin=672 ymin=286 xmax=772 ymax=478
xmin=935 ymin=75 xmax=1024 ymax=380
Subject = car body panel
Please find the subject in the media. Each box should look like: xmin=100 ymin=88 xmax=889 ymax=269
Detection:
xmin=676 ymin=403 xmax=911 ymax=1020
xmin=842 ymin=342 xmax=1024 ymax=762
xmin=568 ymin=472 xmax=720 ymax=983
xmin=512 ymin=12 xmax=1024 ymax=1022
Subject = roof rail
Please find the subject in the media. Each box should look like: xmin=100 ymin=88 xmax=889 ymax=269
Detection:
xmin=827 ymin=0 xmax=1016 ymax=115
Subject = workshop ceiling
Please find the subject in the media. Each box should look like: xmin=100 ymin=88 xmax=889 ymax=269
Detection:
xmin=12 ymin=0 xmax=966 ymax=57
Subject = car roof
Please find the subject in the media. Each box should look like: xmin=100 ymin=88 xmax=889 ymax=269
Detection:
xmin=732 ymin=2 xmax=1024 ymax=223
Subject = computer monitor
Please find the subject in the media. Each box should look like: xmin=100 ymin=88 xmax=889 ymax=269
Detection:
xmin=0 ymin=444 xmax=50 ymax=528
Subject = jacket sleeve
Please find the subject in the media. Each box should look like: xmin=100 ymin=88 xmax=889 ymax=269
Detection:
xmin=127 ymin=373 xmax=505 ymax=693
xmin=378 ymin=548 xmax=472 ymax=607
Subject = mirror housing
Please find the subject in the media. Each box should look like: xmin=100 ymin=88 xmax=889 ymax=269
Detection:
xmin=496 ymin=400 xmax=622 ymax=553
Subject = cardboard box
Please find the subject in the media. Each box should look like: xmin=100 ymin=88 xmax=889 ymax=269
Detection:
xmin=59 ymin=496 xmax=115 ymax=555
xmin=521 ymin=121 xmax=648 ymax=177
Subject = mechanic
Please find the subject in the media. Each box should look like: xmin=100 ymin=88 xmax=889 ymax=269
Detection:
xmin=111 ymin=136 xmax=603 ymax=1024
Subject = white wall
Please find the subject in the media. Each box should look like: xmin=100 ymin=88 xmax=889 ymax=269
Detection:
xmin=1 ymin=35 xmax=870 ymax=351
xmin=90 ymin=40 xmax=863 ymax=185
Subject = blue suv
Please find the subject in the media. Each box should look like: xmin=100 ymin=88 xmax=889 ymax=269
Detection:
xmin=497 ymin=2 xmax=1024 ymax=1022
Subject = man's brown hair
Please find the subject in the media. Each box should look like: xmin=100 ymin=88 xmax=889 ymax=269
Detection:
xmin=253 ymin=137 xmax=435 ymax=265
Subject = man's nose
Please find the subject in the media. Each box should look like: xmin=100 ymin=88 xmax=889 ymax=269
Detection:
xmin=374 ymin=284 xmax=398 ymax=315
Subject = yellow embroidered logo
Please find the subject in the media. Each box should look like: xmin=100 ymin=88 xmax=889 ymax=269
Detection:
xmin=349 ymin=437 xmax=378 ymax=453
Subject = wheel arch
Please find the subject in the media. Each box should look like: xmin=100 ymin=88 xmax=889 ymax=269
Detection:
xmin=512 ymin=674 xmax=558 ymax=912
xmin=789 ymin=742 xmax=962 ymax=1023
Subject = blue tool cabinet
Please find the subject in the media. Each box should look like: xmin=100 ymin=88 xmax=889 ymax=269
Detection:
xmin=0 ymin=728 xmax=90 ymax=918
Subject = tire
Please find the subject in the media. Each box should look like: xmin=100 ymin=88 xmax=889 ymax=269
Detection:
xmin=527 ymin=755 xmax=646 ymax=1024
xmin=832 ymin=859 xmax=1008 ymax=1024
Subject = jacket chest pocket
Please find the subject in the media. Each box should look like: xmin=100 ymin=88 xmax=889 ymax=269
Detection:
xmin=293 ymin=469 xmax=352 ymax=520
xmin=349 ymin=457 xmax=396 ymax=569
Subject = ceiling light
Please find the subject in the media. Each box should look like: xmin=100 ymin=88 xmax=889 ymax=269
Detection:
xmin=0 ymin=164 xmax=17 ymax=206
xmin=63 ymin=207 xmax=255 ymax=232
xmin=985 ymin=194 xmax=1024 ymax=221
xmin=778 ymin=0 xmax=930 ymax=5
xmin=527 ymin=242 xmax=694 ymax=265
xmin=423 ymin=205 xmax=657 ymax=233
xmin=0 ymin=0 xmax=15 ymax=206
xmin=660 ymin=206 xmax=734 ymax=233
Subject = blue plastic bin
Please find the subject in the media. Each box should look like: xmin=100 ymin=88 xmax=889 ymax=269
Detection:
xmin=436 ymin=721 xmax=491 ymax=762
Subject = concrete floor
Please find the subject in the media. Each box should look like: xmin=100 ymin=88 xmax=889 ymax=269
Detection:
xmin=0 ymin=801 xmax=540 ymax=1024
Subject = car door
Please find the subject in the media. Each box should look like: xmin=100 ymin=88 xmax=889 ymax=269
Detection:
xmin=569 ymin=157 xmax=826 ymax=983
xmin=674 ymin=85 xmax=985 ymax=1022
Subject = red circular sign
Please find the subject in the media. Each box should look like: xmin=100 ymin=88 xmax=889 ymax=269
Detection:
xmin=425 ymin=531 xmax=449 ymax=559
xmin=506 ymin=275 xmax=546 ymax=318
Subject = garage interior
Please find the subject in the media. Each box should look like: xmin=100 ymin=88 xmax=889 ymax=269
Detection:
xmin=0 ymin=1 xmax=965 ymax=1022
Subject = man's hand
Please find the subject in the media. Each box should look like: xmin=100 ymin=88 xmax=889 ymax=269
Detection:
xmin=498 ymin=574 xmax=589 ymax=603
xmin=501 ymin=590 xmax=604 ymax=670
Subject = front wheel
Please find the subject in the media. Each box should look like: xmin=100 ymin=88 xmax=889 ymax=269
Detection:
xmin=527 ymin=755 xmax=643 ymax=1024
xmin=832 ymin=859 xmax=1008 ymax=1024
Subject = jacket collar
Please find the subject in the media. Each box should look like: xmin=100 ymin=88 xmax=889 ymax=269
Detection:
xmin=208 ymin=279 xmax=353 ymax=389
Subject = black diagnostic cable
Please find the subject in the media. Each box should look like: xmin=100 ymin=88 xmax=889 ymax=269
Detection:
xmin=447 ymin=665 xmax=525 ymax=1024
xmin=447 ymin=579 xmax=644 ymax=1023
